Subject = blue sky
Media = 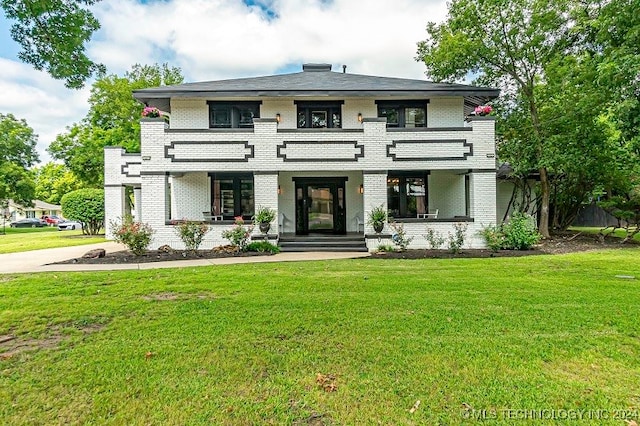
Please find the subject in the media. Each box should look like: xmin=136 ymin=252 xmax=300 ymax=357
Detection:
xmin=0 ymin=0 xmax=447 ymax=163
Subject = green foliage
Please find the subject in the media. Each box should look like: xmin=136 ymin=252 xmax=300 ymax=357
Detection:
xmin=174 ymin=220 xmax=209 ymax=252
xmin=244 ymin=241 xmax=280 ymax=254
xmin=221 ymin=217 xmax=253 ymax=250
xmin=388 ymin=221 xmax=414 ymax=251
xmin=479 ymin=224 xmax=505 ymax=253
xmin=48 ymin=63 xmax=184 ymax=186
xmin=0 ymin=113 xmax=38 ymax=206
xmin=424 ymin=227 xmax=445 ymax=250
xmin=502 ymin=213 xmax=541 ymax=250
xmin=1 ymin=0 xmax=105 ymax=88
xmin=376 ymin=244 xmax=395 ymax=252
xmin=481 ymin=214 xmax=541 ymax=251
xmin=110 ymin=215 xmax=154 ymax=256
xmin=60 ymin=188 xmax=104 ymax=235
xmin=32 ymin=162 xmax=84 ymax=205
xmin=253 ymin=206 xmax=276 ymax=224
xmin=367 ymin=204 xmax=387 ymax=232
xmin=447 ymin=222 xmax=467 ymax=254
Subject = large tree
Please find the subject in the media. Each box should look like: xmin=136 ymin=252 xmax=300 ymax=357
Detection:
xmin=416 ymin=0 xmax=579 ymax=237
xmin=32 ymin=162 xmax=84 ymax=205
xmin=0 ymin=113 xmax=38 ymax=206
xmin=48 ymin=63 xmax=184 ymax=186
xmin=1 ymin=0 xmax=105 ymax=89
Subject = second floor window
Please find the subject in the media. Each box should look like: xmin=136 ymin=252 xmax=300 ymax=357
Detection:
xmin=295 ymin=101 xmax=343 ymax=128
xmin=208 ymin=101 xmax=261 ymax=128
xmin=377 ymin=101 xmax=427 ymax=128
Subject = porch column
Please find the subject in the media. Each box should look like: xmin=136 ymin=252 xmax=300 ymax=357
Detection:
xmin=469 ymin=170 xmax=497 ymax=247
xmin=104 ymin=185 xmax=126 ymax=239
xmin=363 ymin=170 xmax=388 ymax=234
xmin=254 ymin=172 xmax=279 ymax=230
xmin=133 ymin=187 xmax=142 ymax=221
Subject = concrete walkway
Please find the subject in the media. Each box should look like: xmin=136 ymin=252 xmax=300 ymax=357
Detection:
xmin=0 ymin=242 xmax=370 ymax=274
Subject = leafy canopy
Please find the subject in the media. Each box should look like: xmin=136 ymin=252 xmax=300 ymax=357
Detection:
xmin=1 ymin=0 xmax=105 ymax=89
xmin=48 ymin=63 xmax=184 ymax=186
xmin=0 ymin=113 xmax=38 ymax=206
xmin=32 ymin=162 xmax=85 ymax=205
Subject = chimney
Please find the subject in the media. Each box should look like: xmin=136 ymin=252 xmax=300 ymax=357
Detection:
xmin=302 ymin=63 xmax=332 ymax=72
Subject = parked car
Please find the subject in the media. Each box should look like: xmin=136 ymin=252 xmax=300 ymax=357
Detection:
xmin=10 ymin=218 xmax=46 ymax=228
xmin=41 ymin=215 xmax=64 ymax=225
xmin=58 ymin=221 xmax=83 ymax=231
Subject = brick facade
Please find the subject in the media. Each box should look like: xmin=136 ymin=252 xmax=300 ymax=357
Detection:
xmin=105 ymin=92 xmax=501 ymax=250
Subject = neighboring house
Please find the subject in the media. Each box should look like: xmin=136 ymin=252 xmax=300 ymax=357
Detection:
xmin=104 ymin=64 xmax=501 ymax=250
xmin=3 ymin=200 xmax=62 ymax=222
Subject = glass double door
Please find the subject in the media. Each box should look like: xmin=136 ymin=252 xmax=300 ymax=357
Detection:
xmin=295 ymin=178 xmax=346 ymax=235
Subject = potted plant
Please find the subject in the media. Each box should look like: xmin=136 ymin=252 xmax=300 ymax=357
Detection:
xmin=254 ymin=206 xmax=276 ymax=234
xmin=367 ymin=204 xmax=387 ymax=234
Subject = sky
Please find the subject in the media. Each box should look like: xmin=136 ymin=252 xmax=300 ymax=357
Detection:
xmin=0 ymin=0 xmax=448 ymax=164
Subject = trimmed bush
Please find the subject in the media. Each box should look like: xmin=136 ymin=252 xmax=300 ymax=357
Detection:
xmin=61 ymin=188 xmax=104 ymax=235
xmin=110 ymin=215 xmax=154 ymax=256
xmin=502 ymin=212 xmax=541 ymax=250
xmin=174 ymin=220 xmax=209 ymax=252
xmin=244 ymin=241 xmax=280 ymax=254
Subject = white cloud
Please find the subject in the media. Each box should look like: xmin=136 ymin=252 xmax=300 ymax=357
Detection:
xmin=0 ymin=0 xmax=448 ymax=164
xmin=0 ymin=59 xmax=90 ymax=163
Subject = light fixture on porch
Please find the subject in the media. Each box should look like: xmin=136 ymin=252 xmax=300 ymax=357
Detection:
xmin=275 ymin=113 xmax=281 ymax=123
xmin=359 ymin=184 xmax=364 ymax=194
xmin=277 ymin=185 xmax=282 ymax=195
xmin=357 ymin=112 xmax=363 ymax=123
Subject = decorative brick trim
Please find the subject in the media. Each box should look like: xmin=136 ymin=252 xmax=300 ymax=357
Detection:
xmin=277 ymin=141 xmax=364 ymax=162
xmin=386 ymin=127 xmax=472 ymax=132
xmin=165 ymin=141 xmax=254 ymax=162
xmin=387 ymin=139 xmax=473 ymax=161
xmin=121 ymin=161 xmax=141 ymax=178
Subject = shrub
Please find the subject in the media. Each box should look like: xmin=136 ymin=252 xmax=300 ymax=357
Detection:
xmin=175 ymin=220 xmax=209 ymax=252
xmin=253 ymin=206 xmax=276 ymax=224
xmin=502 ymin=212 xmax=541 ymax=250
xmin=376 ymin=244 xmax=395 ymax=252
xmin=388 ymin=221 xmax=414 ymax=251
xmin=110 ymin=215 xmax=154 ymax=256
xmin=447 ymin=222 xmax=468 ymax=254
xmin=424 ymin=227 xmax=445 ymax=249
xmin=479 ymin=224 xmax=505 ymax=252
xmin=221 ymin=217 xmax=254 ymax=250
xmin=244 ymin=241 xmax=280 ymax=254
xmin=61 ymin=188 xmax=104 ymax=235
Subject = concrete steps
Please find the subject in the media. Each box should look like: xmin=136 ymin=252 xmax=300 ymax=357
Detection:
xmin=278 ymin=234 xmax=368 ymax=252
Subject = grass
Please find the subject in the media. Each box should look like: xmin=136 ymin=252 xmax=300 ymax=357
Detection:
xmin=1 ymin=250 xmax=639 ymax=424
xmin=570 ymin=226 xmax=640 ymax=243
xmin=0 ymin=227 xmax=104 ymax=254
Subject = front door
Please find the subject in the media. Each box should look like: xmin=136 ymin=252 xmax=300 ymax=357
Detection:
xmin=294 ymin=178 xmax=346 ymax=235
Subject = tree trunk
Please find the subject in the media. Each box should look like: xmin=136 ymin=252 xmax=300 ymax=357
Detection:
xmin=538 ymin=167 xmax=551 ymax=238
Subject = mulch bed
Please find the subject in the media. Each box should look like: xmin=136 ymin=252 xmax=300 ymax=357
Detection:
xmin=370 ymin=231 xmax=639 ymax=259
xmin=52 ymin=246 xmax=274 ymax=265
xmin=51 ymin=231 xmax=638 ymax=265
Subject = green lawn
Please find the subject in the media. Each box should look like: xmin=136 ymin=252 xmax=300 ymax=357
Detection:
xmin=571 ymin=226 xmax=640 ymax=243
xmin=0 ymin=226 xmax=104 ymax=254
xmin=1 ymin=250 xmax=639 ymax=424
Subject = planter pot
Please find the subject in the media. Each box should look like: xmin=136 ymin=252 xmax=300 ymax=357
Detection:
xmin=373 ymin=222 xmax=384 ymax=233
xmin=259 ymin=222 xmax=271 ymax=234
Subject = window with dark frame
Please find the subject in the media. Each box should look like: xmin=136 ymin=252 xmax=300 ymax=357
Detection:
xmin=207 ymin=101 xmax=261 ymax=128
xmin=295 ymin=101 xmax=343 ymax=128
xmin=376 ymin=100 xmax=428 ymax=128
xmin=209 ymin=173 xmax=254 ymax=220
xmin=387 ymin=171 xmax=429 ymax=218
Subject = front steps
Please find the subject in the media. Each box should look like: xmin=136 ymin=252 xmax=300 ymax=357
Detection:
xmin=278 ymin=234 xmax=368 ymax=252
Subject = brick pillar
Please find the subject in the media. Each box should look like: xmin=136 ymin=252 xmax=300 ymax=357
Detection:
xmin=363 ymin=171 xmax=388 ymax=234
xmin=104 ymin=185 xmax=126 ymax=239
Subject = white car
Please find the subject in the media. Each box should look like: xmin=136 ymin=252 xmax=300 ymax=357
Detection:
xmin=58 ymin=221 xmax=83 ymax=231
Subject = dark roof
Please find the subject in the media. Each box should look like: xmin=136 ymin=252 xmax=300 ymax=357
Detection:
xmin=134 ymin=64 xmax=499 ymax=112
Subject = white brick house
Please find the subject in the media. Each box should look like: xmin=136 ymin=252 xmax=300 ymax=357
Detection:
xmin=104 ymin=64 xmax=500 ymax=251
